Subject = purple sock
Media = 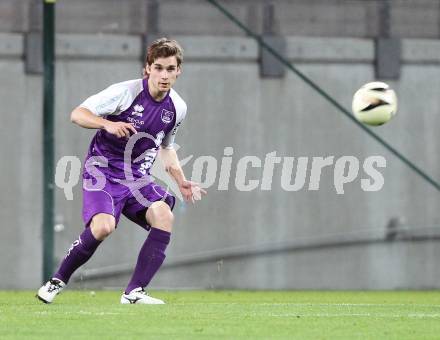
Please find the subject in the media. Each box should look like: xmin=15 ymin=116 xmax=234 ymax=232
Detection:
xmin=125 ymin=227 xmax=171 ymax=294
xmin=53 ymin=227 xmax=101 ymax=284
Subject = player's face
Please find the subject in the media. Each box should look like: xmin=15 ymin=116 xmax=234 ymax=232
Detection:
xmin=145 ymin=56 xmax=181 ymax=95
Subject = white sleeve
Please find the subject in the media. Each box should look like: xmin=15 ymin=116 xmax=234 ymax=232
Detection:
xmin=162 ymin=89 xmax=187 ymax=149
xmin=79 ymin=80 xmax=142 ymax=117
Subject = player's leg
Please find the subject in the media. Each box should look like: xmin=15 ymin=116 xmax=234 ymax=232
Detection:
xmin=37 ymin=213 xmax=116 ymax=304
xmin=124 ymin=201 xmax=172 ymax=290
xmin=53 ymin=213 xmax=116 ymax=281
xmin=121 ymin=184 xmax=175 ymax=304
xmin=37 ymin=179 xmax=123 ymax=304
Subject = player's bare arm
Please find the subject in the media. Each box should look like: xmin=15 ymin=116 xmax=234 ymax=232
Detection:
xmin=70 ymin=106 xmax=137 ymax=138
xmin=159 ymin=146 xmax=207 ymax=203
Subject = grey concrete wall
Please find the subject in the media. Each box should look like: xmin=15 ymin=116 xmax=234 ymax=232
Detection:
xmin=0 ymin=33 xmax=439 ymax=290
xmin=1 ymin=0 xmax=440 ymax=39
xmin=0 ymin=33 xmax=43 ymax=289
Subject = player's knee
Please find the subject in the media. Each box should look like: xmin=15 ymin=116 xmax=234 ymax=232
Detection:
xmin=150 ymin=204 xmax=174 ymax=225
xmin=90 ymin=214 xmax=116 ymax=240
xmin=147 ymin=202 xmax=174 ymax=231
xmin=93 ymin=221 xmax=115 ymax=240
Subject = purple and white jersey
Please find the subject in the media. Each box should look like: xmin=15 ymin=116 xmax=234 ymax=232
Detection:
xmin=80 ymin=78 xmax=187 ymax=179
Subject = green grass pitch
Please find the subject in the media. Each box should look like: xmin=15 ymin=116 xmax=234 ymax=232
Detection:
xmin=1 ymin=290 xmax=440 ymax=339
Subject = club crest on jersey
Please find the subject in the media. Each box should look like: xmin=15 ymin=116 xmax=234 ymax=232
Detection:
xmin=161 ymin=109 xmax=174 ymax=124
xmin=131 ymin=104 xmax=144 ymax=117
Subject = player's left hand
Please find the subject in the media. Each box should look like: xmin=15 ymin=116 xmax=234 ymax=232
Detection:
xmin=179 ymin=180 xmax=207 ymax=203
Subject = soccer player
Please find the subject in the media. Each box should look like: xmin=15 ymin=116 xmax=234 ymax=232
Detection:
xmin=37 ymin=38 xmax=205 ymax=304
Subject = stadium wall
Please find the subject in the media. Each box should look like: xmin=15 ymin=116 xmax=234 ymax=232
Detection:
xmin=1 ymin=0 xmax=440 ymax=39
xmin=0 ymin=33 xmax=439 ymax=289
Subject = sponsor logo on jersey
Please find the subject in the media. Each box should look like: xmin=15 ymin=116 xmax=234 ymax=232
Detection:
xmin=127 ymin=116 xmax=145 ymax=129
xmin=131 ymin=104 xmax=144 ymax=117
xmin=161 ymin=109 xmax=174 ymax=124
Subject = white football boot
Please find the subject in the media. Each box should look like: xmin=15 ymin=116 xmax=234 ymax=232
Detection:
xmin=120 ymin=287 xmax=165 ymax=305
xmin=37 ymin=278 xmax=66 ymax=304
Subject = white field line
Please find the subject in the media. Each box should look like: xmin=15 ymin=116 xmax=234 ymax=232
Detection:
xmin=34 ymin=311 xmax=134 ymax=316
xmin=255 ymin=303 xmax=440 ymax=308
xmin=133 ymin=302 xmax=440 ymax=309
xmin=269 ymin=313 xmax=440 ymax=318
xmin=33 ymin=310 xmax=440 ymax=318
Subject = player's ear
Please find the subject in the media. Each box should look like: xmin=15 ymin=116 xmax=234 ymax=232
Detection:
xmin=176 ymin=66 xmax=182 ymax=77
xmin=144 ymin=64 xmax=151 ymax=76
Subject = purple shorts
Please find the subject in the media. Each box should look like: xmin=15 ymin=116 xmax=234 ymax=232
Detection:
xmin=82 ymin=173 xmax=175 ymax=230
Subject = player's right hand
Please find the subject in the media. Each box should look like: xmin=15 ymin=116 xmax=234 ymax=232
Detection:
xmin=104 ymin=121 xmax=137 ymax=138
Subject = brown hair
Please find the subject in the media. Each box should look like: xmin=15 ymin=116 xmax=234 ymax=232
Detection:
xmin=145 ymin=38 xmax=183 ymax=66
